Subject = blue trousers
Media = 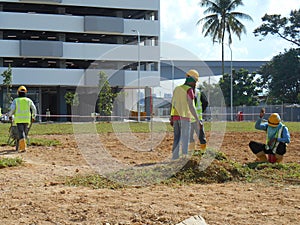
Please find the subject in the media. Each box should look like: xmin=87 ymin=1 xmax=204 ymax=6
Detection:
xmin=172 ymin=120 xmax=191 ymax=159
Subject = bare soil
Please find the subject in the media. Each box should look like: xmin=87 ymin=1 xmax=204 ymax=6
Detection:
xmin=0 ymin=130 xmax=299 ymax=225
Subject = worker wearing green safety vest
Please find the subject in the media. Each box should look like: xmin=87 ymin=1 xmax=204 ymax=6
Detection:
xmin=189 ymin=87 xmax=208 ymax=151
xmin=8 ymin=85 xmax=36 ymax=152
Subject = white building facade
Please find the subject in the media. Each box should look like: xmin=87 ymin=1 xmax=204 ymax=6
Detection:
xmin=0 ymin=0 xmax=160 ymax=120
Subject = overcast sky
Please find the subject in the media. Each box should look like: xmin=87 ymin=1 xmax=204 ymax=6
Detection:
xmin=160 ymin=0 xmax=299 ymax=61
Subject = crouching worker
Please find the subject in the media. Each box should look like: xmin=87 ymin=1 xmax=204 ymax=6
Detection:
xmin=8 ymin=86 xmax=36 ymax=152
xmin=249 ymin=109 xmax=290 ymax=163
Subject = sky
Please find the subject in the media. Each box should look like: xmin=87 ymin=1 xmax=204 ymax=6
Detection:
xmin=160 ymin=0 xmax=299 ymax=61
xmin=155 ymin=0 xmax=299 ymax=97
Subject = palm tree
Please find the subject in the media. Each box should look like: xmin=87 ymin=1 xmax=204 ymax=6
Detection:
xmin=197 ymin=0 xmax=253 ymax=75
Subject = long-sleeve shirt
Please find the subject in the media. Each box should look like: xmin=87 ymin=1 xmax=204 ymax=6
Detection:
xmin=255 ymin=117 xmax=290 ymax=143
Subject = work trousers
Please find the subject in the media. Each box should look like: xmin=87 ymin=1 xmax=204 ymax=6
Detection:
xmin=190 ymin=121 xmax=206 ymax=144
xmin=249 ymin=141 xmax=286 ymax=156
xmin=172 ymin=119 xmax=190 ymax=160
xmin=17 ymin=123 xmax=29 ymax=140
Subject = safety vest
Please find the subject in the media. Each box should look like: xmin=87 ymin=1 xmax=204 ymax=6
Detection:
xmin=14 ymin=97 xmax=32 ymax=124
xmin=171 ymin=84 xmax=192 ymax=119
xmin=191 ymin=90 xmax=203 ymax=122
xmin=266 ymin=125 xmax=284 ymax=153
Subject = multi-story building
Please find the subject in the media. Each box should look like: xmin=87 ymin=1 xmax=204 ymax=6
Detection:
xmin=0 ymin=0 xmax=160 ymax=120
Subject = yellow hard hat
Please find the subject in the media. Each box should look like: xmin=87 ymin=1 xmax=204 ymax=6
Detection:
xmin=268 ymin=113 xmax=281 ymax=127
xmin=17 ymin=85 xmax=27 ymax=93
xmin=186 ymin=69 xmax=199 ymax=82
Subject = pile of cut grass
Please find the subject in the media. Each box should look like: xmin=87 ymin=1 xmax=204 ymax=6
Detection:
xmin=0 ymin=157 xmax=22 ymax=169
xmin=64 ymin=149 xmax=300 ymax=189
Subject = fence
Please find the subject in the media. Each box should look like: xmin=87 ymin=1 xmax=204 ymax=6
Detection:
xmin=9 ymin=104 xmax=297 ymax=123
xmin=205 ymin=105 xmax=300 ymax=122
xmin=154 ymin=104 xmax=300 ymax=122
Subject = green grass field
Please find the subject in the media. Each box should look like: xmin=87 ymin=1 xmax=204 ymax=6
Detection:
xmin=0 ymin=121 xmax=299 ymax=145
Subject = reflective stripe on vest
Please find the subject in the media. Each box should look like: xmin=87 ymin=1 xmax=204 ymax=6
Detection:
xmin=191 ymin=91 xmax=203 ymax=122
xmin=14 ymin=98 xmax=31 ymax=124
xmin=266 ymin=126 xmax=284 ymax=153
xmin=171 ymin=84 xmax=192 ymax=119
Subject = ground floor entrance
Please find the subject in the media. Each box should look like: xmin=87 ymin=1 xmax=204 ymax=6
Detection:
xmin=0 ymin=85 xmax=153 ymax=122
xmin=0 ymin=86 xmax=71 ymax=122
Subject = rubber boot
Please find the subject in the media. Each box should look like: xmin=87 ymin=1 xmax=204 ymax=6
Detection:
xmin=275 ymin=154 xmax=283 ymax=163
xmin=188 ymin=142 xmax=195 ymax=152
xmin=255 ymin=151 xmax=268 ymax=162
xmin=199 ymin=143 xmax=207 ymax=151
xmin=188 ymin=142 xmax=196 ymax=155
xmin=18 ymin=138 xmax=26 ymax=152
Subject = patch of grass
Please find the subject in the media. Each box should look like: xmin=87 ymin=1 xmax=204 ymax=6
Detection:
xmin=245 ymin=161 xmax=300 ymax=184
xmin=0 ymin=157 xmax=23 ymax=169
xmin=71 ymin=121 xmax=173 ymax=134
xmin=5 ymin=138 xmax=61 ymax=147
xmin=0 ymin=121 xmax=298 ymax=138
xmin=220 ymin=121 xmax=300 ymax=132
xmin=65 ymin=174 xmax=125 ymax=189
xmin=0 ymin=123 xmax=74 ymax=137
xmin=30 ymin=123 xmax=74 ymax=135
xmin=96 ymin=122 xmax=172 ymax=133
xmin=284 ymin=122 xmax=300 ymax=132
xmin=29 ymin=138 xmax=61 ymax=146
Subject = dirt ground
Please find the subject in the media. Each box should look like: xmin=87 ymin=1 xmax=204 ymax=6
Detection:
xmin=0 ymin=129 xmax=299 ymax=225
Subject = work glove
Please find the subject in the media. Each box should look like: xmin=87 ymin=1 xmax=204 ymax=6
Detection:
xmin=31 ymin=117 xmax=35 ymax=122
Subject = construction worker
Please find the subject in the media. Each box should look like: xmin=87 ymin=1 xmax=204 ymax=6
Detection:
xmin=189 ymin=85 xmax=208 ymax=151
xmin=8 ymin=86 xmax=36 ymax=152
xmin=170 ymin=69 xmax=202 ymax=160
xmin=249 ymin=109 xmax=290 ymax=163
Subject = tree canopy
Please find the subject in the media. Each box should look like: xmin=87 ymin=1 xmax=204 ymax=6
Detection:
xmin=97 ymin=71 xmax=117 ymax=120
xmin=254 ymin=9 xmax=300 ymax=104
xmin=199 ymin=81 xmax=225 ymax=107
xmin=254 ymin=9 xmax=300 ymax=46
xmin=199 ymin=68 xmax=262 ymax=107
xmin=197 ymin=0 xmax=253 ymax=75
xmin=219 ymin=68 xmax=261 ymax=106
xmin=1 ymin=65 xmax=13 ymax=112
xmin=258 ymin=48 xmax=300 ymax=104
xmin=64 ymin=91 xmax=79 ymax=107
